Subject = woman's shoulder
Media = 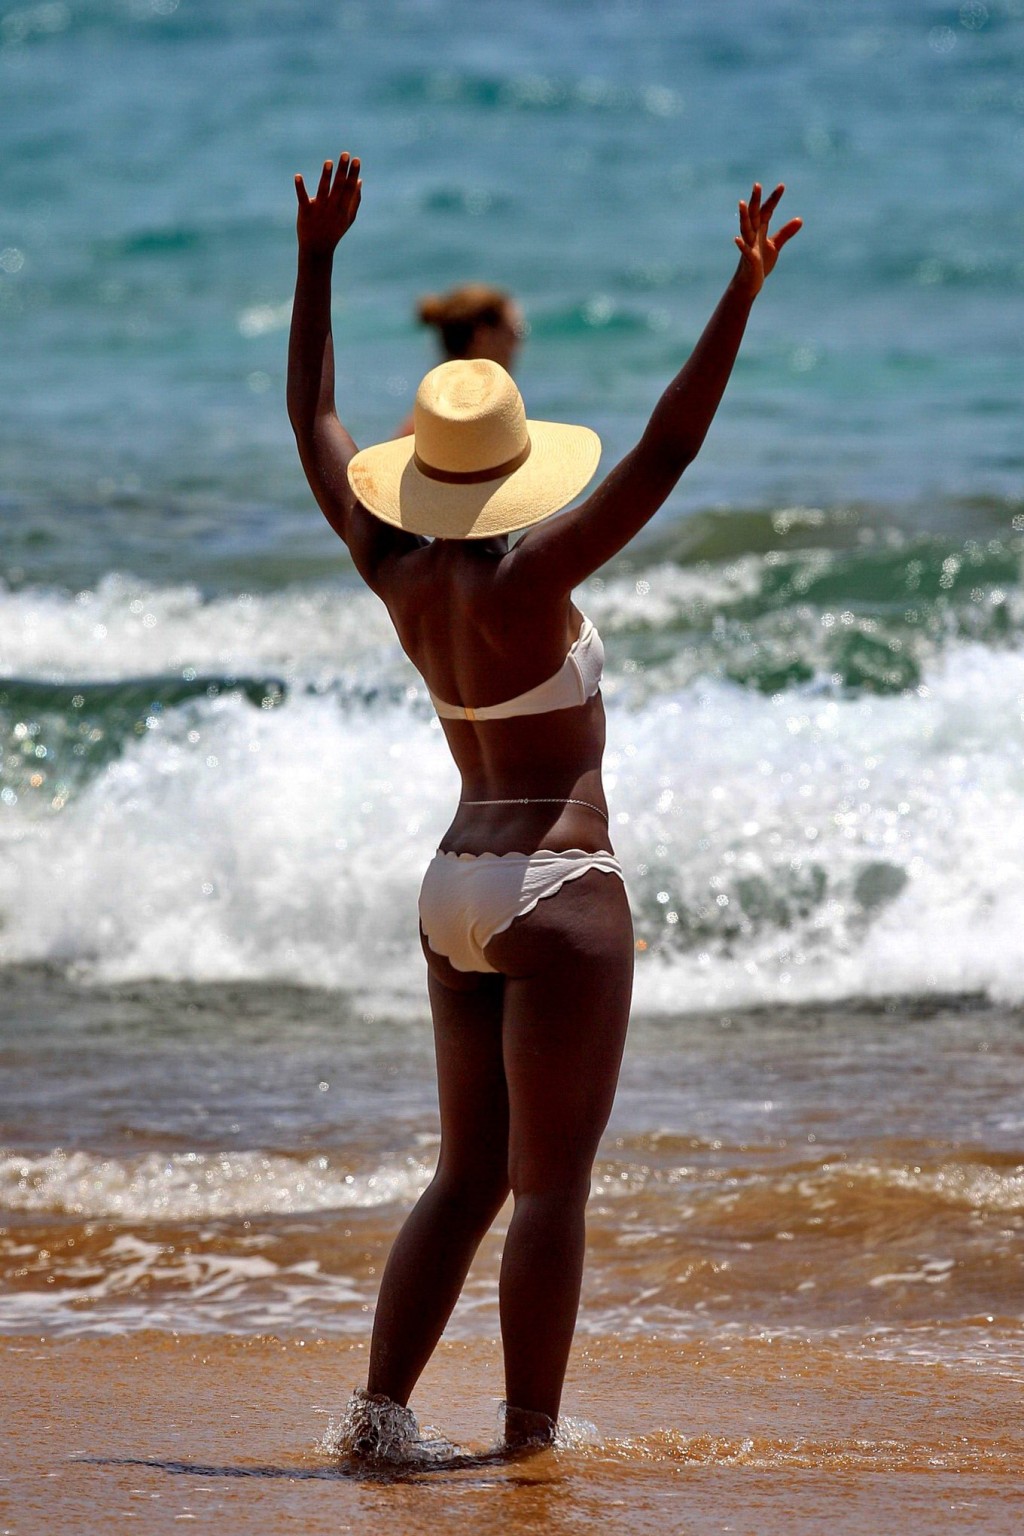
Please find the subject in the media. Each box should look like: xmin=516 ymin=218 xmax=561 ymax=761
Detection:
xmin=383 ymin=543 xmax=581 ymax=696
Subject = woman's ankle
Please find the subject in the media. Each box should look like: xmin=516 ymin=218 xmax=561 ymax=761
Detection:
xmin=502 ymin=1401 xmax=557 ymax=1450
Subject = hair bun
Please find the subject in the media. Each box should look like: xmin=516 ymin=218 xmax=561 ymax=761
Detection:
xmin=417 ymin=294 xmax=445 ymax=326
xmin=416 ymin=283 xmax=509 ymax=329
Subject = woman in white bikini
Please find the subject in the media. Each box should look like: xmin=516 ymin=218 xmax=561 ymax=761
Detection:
xmin=287 ymin=151 xmax=800 ymax=1455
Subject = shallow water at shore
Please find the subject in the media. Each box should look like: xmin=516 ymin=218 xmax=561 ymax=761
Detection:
xmin=3 ymin=969 xmax=1021 ymax=1362
xmin=5 ymin=1333 xmax=1024 ymax=1535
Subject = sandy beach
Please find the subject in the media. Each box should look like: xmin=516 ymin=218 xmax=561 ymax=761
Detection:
xmin=5 ymin=1331 xmax=1024 ymax=1535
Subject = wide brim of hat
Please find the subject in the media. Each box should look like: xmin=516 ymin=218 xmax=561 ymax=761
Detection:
xmin=347 ymin=420 xmax=602 ymax=539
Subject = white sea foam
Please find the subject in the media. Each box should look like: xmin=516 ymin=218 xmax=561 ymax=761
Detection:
xmin=3 ymin=575 xmax=1024 ymax=1009
xmin=0 ymin=1146 xmax=432 ymax=1219
xmin=586 ymin=557 xmax=765 ymax=634
xmin=0 ymin=573 xmax=404 ymax=687
xmin=0 ymin=1234 xmax=371 ymax=1338
xmin=0 ymin=561 xmax=757 ymax=690
xmin=615 ymin=640 xmax=1024 ymax=1011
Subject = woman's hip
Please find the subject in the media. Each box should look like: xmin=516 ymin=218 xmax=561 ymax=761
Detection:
xmin=418 ymin=847 xmax=631 ymax=977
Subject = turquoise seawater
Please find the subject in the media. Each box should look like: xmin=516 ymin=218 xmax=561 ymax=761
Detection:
xmin=2 ymin=0 xmax=1022 ymax=582
xmin=2 ymin=0 xmax=1024 ymax=1010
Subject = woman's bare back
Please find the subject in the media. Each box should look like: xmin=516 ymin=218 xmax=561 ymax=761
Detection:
xmin=381 ymin=536 xmax=610 ymax=854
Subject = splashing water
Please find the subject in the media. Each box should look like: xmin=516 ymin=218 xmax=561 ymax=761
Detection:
xmin=554 ymin=1415 xmax=603 ymax=1450
xmin=319 ymin=1389 xmax=458 ymax=1466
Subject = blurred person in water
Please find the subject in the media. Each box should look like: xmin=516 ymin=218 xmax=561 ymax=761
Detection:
xmin=395 ymin=281 xmax=525 ymax=437
xmin=287 ymin=148 xmax=800 ymax=1458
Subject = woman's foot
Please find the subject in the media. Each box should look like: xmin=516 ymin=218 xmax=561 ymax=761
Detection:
xmin=325 ymin=1388 xmax=459 ymax=1467
xmin=501 ymin=1401 xmax=557 ymax=1452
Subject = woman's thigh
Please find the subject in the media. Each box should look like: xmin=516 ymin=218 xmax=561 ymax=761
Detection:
xmin=421 ymin=947 xmax=510 ymax=1201
xmin=483 ymin=870 xmax=634 ymax=1190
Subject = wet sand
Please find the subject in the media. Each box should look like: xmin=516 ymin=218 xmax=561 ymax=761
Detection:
xmin=4 ymin=1331 xmax=1022 ymax=1535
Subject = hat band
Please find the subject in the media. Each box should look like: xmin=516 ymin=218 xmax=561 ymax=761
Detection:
xmin=413 ymin=439 xmax=531 ymax=485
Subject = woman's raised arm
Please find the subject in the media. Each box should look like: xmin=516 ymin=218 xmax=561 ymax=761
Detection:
xmin=512 ymin=183 xmax=802 ymax=595
xmin=287 ymin=153 xmax=423 ymax=587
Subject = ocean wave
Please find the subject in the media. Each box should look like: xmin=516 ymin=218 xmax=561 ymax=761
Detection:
xmin=3 ymin=565 xmax=1024 ymax=1008
xmin=594 ymin=1151 xmax=1024 ymax=1222
xmin=0 ymin=573 xmax=400 ymax=683
xmin=3 ymin=526 xmax=1021 ymax=698
xmin=0 ymin=1146 xmax=432 ymax=1220
xmin=4 ymin=1141 xmax=1021 ymax=1341
xmin=8 ymin=1139 xmax=1020 ymax=1227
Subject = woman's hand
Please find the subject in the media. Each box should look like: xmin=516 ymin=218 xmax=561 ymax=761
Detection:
xmin=733 ymin=182 xmax=802 ymax=298
xmin=294 ymin=152 xmax=362 ymax=257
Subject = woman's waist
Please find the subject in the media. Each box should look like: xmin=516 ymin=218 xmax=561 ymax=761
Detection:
xmin=439 ymin=793 xmax=613 ymax=859
xmin=438 ymin=713 xmax=606 ymax=790
xmin=454 ymin=753 xmax=605 ymax=800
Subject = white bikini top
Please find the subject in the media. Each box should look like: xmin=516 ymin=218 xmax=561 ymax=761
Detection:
xmin=428 ymin=614 xmax=604 ymax=722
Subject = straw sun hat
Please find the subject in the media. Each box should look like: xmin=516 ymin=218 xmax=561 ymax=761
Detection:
xmin=347 ymin=359 xmax=601 ymax=539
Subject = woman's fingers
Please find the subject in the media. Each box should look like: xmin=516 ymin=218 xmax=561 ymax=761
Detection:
xmin=761 ymin=183 xmax=785 ymax=223
xmin=333 ymin=152 xmax=359 ymax=184
xmin=329 ymin=153 xmax=361 ymax=208
xmin=297 ymin=151 xmax=361 ymax=210
xmin=771 ymin=216 xmax=803 ymax=250
xmin=294 ymin=150 xmax=362 ymax=249
xmin=736 ymin=181 xmax=800 ymax=282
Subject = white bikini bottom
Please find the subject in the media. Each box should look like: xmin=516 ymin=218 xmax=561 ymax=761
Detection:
xmin=418 ymin=848 xmax=625 ymax=974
